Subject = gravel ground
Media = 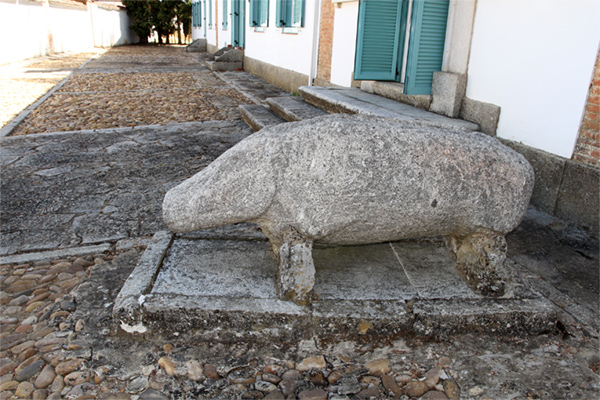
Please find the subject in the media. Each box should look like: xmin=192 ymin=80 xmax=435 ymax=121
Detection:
xmin=0 ymin=50 xmax=104 ymax=128
xmin=6 ymin=46 xmax=253 ymax=136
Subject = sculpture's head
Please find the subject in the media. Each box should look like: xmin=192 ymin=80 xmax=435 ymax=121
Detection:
xmin=162 ymin=138 xmax=276 ymax=233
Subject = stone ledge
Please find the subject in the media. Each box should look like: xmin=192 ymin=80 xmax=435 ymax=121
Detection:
xmin=501 ymin=139 xmax=599 ymax=233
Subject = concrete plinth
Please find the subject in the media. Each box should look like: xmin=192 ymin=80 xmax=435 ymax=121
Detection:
xmin=114 ymin=227 xmax=556 ymax=341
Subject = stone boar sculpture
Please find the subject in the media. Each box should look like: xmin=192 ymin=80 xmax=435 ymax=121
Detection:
xmin=163 ymin=115 xmax=534 ymax=304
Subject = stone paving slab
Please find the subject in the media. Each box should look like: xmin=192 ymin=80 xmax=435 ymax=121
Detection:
xmin=300 ymin=86 xmax=480 ymax=131
xmin=0 ymin=121 xmax=251 ymax=255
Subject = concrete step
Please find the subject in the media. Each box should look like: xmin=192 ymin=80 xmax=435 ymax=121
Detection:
xmin=300 ymin=86 xmax=480 ymax=131
xmin=265 ymin=96 xmax=328 ymax=122
xmin=239 ymin=104 xmax=286 ymax=132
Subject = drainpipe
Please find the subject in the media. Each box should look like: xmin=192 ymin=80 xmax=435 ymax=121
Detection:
xmin=308 ymin=0 xmax=322 ymax=86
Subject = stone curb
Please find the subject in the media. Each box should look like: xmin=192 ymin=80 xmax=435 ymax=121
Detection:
xmin=0 ymin=243 xmax=112 ymax=265
xmin=0 ymin=120 xmax=231 ymax=141
xmin=113 ymin=231 xmax=173 ymax=333
xmin=214 ymin=71 xmax=263 ymax=105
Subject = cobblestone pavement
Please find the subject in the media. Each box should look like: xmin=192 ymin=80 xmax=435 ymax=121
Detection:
xmin=0 ymin=46 xmax=598 ymax=399
xmin=7 ymin=46 xmax=263 ymax=136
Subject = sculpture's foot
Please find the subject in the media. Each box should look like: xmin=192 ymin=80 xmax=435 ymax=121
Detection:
xmin=447 ymin=232 xmax=509 ymax=297
xmin=275 ymin=227 xmax=315 ymax=305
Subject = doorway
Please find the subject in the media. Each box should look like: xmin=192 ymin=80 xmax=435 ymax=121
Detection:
xmin=232 ymin=0 xmax=245 ymax=48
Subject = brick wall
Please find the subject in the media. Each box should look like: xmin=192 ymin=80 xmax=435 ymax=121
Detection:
xmin=316 ymin=0 xmax=335 ymax=83
xmin=573 ymin=50 xmax=600 ymax=169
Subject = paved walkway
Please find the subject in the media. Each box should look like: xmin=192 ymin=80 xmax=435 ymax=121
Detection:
xmin=0 ymin=46 xmax=598 ymax=400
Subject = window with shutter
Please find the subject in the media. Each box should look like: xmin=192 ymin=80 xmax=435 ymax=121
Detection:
xmin=193 ymin=1 xmax=202 ymax=27
xmin=276 ymin=0 xmax=304 ymax=28
xmin=250 ymin=0 xmax=269 ymax=27
xmin=223 ymin=0 xmax=228 ymax=29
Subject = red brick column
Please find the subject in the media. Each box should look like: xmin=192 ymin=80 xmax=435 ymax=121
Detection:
xmin=316 ymin=0 xmax=335 ymax=84
xmin=573 ymin=49 xmax=600 ymax=169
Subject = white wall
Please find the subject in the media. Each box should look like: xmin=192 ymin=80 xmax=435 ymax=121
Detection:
xmin=48 ymin=3 xmax=94 ymax=53
xmin=244 ymin=0 xmax=318 ymax=77
xmin=0 ymin=0 xmax=134 ymax=65
xmin=330 ymin=0 xmax=358 ymax=87
xmin=1 ymin=0 xmax=49 ymax=64
xmin=193 ymin=0 xmax=231 ymax=48
xmin=91 ymin=4 xmax=135 ymax=47
xmin=466 ymin=0 xmax=600 ymax=158
xmin=218 ymin=0 xmax=231 ymax=48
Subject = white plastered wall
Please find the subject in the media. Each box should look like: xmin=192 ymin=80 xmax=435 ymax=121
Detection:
xmin=329 ymin=0 xmax=358 ymax=87
xmin=466 ymin=0 xmax=600 ymax=158
xmin=244 ymin=0 xmax=317 ymax=77
xmin=218 ymin=0 xmax=232 ymax=48
xmin=0 ymin=0 xmax=133 ymax=65
xmin=206 ymin=0 xmax=217 ymax=47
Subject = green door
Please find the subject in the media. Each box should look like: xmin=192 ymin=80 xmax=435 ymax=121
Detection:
xmin=232 ymin=0 xmax=245 ymax=48
xmin=354 ymin=0 xmax=449 ymax=95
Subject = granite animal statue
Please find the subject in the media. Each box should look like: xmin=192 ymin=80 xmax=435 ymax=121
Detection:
xmin=163 ymin=115 xmax=534 ymax=304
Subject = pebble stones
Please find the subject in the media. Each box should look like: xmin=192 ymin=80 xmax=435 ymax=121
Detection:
xmin=0 ymin=256 xmax=106 ymax=399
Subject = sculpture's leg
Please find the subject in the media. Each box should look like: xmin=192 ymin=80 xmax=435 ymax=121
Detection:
xmin=447 ymin=232 xmax=509 ymax=297
xmin=275 ymin=227 xmax=315 ymax=305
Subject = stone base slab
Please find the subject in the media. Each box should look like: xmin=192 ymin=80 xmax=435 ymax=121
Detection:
xmin=114 ymin=228 xmax=556 ymax=341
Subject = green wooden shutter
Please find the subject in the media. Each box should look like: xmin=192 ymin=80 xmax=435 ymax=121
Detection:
xmin=250 ymin=0 xmax=268 ymax=27
xmin=203 ymin=0 xmax=207 ymax=33
xmin=223 ymin=0 xmax=228 ymax=29
xmin=354 ymin=0 xmax=406 ymax=81
xmin=404 ymin=0 xmax=449 ymax=95
xmin=250 ymin=0 xmax=257 ymax=26
xmin=276 ymin=0 xmax=283 ymax=27
xmin=292 ymin=0 xmax=304 ymax=27
xmin=261 ymin=0 xmax=269 ymax=27
xmin=277 ymin=0 xmax=295 ymax=27
xmin=209 ymin=0 xmax=213 ymax=28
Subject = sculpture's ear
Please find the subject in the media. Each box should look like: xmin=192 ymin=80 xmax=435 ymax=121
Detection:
xmin=162 ymin=137 xmax=277 ymax=233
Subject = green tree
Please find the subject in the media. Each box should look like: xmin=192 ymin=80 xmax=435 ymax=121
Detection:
xmin=124 ymin=0 xmax=190 ymax=44
xmin=176 ymin=0 xmax=193 ymax=44
xmin=151 ymin=0 xmax=177 ymax=44
xmin=123 ymin=0 xmax=153 ymax=44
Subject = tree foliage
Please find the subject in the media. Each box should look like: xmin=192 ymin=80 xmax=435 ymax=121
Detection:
xmin=123 ymin=0 xmax=192 ymax=44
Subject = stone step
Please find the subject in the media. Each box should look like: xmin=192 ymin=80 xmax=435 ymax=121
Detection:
xmin=205 ymin=60 xmax=243 ymax=71
xmin=299 ymin=86 xmax=480 ymax=131
xmin=239 ymin=105 xmax=286 ymax=132
xmin=265 ymin=96 xmax=328 ymax=122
